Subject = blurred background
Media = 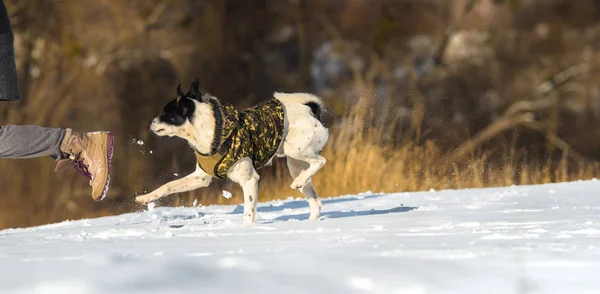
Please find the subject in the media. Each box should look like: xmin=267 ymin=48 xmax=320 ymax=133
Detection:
xmin=2 ymin=0 xmax=600 ymax=229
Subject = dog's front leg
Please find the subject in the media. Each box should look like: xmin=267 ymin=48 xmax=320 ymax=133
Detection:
xmin=227 ymin=158 xmax=259 ymax=225
xmin=240 ymin=177 xmax=259 ymax=225
xmin=136 ymin=165 xmax=212 ymax=205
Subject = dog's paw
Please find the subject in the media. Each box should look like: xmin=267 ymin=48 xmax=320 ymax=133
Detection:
xmin=308 ymin=213 xmax=320 ymax=220
xmin=135 ymin=194 xmax=156 ymax=205
xmin=308 ymin=198 xmax=321 ymax=220
xmin=290 ymin=176 xmax=309 ymax=190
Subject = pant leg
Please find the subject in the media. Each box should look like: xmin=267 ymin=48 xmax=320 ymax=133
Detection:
xmin=0 ymin=125 xmax=66 ymax=160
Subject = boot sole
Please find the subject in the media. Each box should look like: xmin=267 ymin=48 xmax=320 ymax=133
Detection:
xmin=96 ymin=132 xmax=114 ymax=201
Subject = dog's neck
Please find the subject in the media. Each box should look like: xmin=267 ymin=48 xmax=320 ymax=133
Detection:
xmin=179 ymin=101 xmax=216 ymax=155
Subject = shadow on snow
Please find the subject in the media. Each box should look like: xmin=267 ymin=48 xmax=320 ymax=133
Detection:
xmin=230 ymin=194 xmax=417 ymax=221
xmin=152 ymin=194 xmax=415 ymax=225
xmin=272 ymin=206 xmax=417 ymax=222
xmin=230 ymin=194 xmax=390 ymax=215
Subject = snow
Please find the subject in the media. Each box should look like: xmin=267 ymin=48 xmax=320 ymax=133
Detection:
xmin=130 ymin=138 xmax=153 ymax=155
xmin=2 ymin=180 xmax=600 ymax=293
xmin=222 ymin=190 xmax=232 ymax=199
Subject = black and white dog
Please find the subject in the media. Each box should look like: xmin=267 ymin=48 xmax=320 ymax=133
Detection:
xmin=136 ymin=79 xmax=328 ymax=224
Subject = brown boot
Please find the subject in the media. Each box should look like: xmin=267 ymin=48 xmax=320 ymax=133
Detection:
xmin=55 ymin=128 xmax=115 ymax=201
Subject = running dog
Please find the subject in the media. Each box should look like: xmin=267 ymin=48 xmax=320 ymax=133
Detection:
xmin=135 ymin=78 xmax=328 ymax=224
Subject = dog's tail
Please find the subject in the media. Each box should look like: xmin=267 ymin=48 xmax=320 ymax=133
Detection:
xmin=274 ymin=92 xmax=325 ymax=122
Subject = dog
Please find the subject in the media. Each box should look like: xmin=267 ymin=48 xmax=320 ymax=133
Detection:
xmin=135 ymin=78 xmax=328 ymax=224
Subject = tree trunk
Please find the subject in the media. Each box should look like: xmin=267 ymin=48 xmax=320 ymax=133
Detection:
xmin=297 ymin=0 xmax=312 ymax=91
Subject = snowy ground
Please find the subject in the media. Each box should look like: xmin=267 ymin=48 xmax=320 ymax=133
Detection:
xmin=2 ymin=180 xmax=600 ymax=294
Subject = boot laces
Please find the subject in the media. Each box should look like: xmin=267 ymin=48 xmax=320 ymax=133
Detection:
xmin=68 ymin=134 xmax=93 ymax=181
xmin=72 ymin=156 xmax=93 ymax=181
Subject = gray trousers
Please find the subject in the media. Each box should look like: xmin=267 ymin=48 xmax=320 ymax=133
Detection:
xmin=0 ymin=125 xmax=66 ymax=160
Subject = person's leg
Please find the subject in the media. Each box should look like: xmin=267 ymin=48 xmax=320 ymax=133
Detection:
xmin=0 ymin=125 xmax=115 ymax=201
xmin=0 ymin=125 xmax=67 ymax=160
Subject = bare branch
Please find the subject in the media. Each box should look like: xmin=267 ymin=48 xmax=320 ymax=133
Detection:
xmin=446 ymin=113 xmax=534 ymax=163
xmin=522 ymin=121 xmax=587 ymax=162
xmin=447 ymin=62 xmax=591 ymax=163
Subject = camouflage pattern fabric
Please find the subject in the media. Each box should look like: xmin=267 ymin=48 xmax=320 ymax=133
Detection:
xmin=195 ymin=97 xmax=284 ymax=179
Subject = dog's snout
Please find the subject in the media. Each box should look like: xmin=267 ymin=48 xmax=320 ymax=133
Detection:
xmin=149 ymin=118 xmax=159 ymax=130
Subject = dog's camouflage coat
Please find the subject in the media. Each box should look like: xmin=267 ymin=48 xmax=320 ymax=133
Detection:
xmin=194 ymin=98 xmax=285 ymax=179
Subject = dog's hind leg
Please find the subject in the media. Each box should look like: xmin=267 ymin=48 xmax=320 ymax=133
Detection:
xmin=280 ymin=108 xmax=327 ymax=191
xmin=135 ymin=164 xmax=212 ymax=204
xmin=287 ymin=157 xmax=322 ymax=220
xmin=227 ymin=157 xmax=260 ymax=225
xmin=288 ymin=155 xmax=326 ymax=191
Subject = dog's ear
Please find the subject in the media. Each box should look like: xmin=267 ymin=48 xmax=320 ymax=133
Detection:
xmin=176 ymin=83 xmax=183 ymax=103
xmin=186 ymin=77 xmax=209 ymax=103
xmin=190 ymin=78 xmax=200 ymax=93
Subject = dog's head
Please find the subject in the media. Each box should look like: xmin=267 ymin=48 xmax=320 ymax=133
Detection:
xmin=150 ymin=78 xmax=217 ymax=153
